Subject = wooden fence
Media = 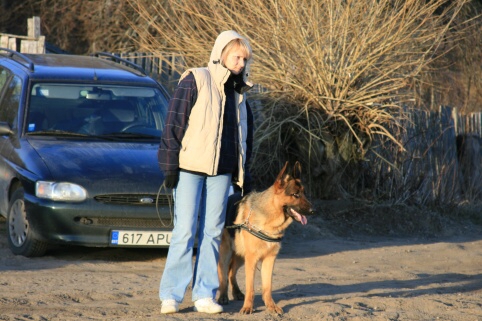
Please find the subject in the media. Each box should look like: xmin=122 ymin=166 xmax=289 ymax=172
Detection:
xmin=455 ymin=109 xmax=481 ymax=136
xmin=367 ymin=106 xmax=481 ymax=204
xmin=0 ymin=16 xmax=45 ymax=53
xmin=115 ymin=52 xmax=185 ymax=94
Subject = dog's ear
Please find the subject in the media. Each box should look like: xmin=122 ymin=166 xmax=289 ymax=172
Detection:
xmin=292 ymin=161 xmax=302 ymax=179
xmin=274 ymin=161 xmax=289 ymax=192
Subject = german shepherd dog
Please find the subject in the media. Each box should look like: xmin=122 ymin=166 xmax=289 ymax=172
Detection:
xmin=217 ymin=161 xmax=315 ymax=314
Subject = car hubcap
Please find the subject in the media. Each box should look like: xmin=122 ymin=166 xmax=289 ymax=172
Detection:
xmin=9 ymin=199 xmax=28 ymax=247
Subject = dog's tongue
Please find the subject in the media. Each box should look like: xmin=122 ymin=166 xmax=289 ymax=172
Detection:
xmin=290 ymin=208 xmax=308 ymax=225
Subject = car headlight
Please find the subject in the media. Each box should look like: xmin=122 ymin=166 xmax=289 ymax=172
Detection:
xmin=36 ymin=181 xmax=87 ymax=202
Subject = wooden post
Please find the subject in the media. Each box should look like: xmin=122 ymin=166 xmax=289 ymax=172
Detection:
xmin=27 ymin=16 xmax=41 ymax=39
xmin=8 ymin=37 xmax=16 ymax=51
xmin=19 ymin=16 xmax=45 ymax=53
xmin=1 ymin=35 xmax=8 ymax=48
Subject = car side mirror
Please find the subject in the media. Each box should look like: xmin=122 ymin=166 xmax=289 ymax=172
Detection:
xmin=0 ymin=122 xmax=13 ymax=135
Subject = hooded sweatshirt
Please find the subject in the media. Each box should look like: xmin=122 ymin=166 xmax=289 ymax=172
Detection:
xmin=158 ymin=30 xmax=253 ymax=189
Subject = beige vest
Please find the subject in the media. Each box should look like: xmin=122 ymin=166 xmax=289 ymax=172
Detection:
xmin=178 ymin=67 xmax=249 ymax=189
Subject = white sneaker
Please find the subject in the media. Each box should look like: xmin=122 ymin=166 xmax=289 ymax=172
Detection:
xmin=194 ymin=298 xmax=223 ymax=314
xmin=161 ymin=299 xmax=179 ymax=314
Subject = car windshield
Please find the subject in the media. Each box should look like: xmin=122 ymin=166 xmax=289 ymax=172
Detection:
xmin=26 ymin=83 xmax=169 ymax=139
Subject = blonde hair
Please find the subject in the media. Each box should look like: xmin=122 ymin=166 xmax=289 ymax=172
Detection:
xmin=221 ymin=38 xmax=252 ymax=66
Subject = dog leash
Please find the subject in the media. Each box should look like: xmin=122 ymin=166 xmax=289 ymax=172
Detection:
xmin=155 ymin=182 xmax=174 ymax=227
xmin=226 ymin=209 xmax=283 ymax=243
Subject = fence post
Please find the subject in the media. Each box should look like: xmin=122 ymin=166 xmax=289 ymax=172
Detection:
xmin=8 ymin=37 xmax=16 ymax=51
xmin=21 ymin=16 xmax=45 ymax=53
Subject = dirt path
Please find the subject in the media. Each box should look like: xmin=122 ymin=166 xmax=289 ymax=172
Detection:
xmin=1 ymin=216 xmax=481 ymax=321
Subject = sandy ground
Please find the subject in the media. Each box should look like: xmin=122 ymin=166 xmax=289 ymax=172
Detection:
xmin=1 ymin=214 xmax=481 ymax=321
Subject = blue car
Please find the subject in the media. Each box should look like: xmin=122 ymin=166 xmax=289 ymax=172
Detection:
xmin=0 ymin=49 xmax=173 ymax=257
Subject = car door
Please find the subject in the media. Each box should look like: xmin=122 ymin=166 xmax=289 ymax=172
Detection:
xmin=0 ymin=69 xmax=22 ymax=216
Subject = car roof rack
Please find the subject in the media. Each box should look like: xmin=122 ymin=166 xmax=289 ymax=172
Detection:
xmin=0 ymin=47 xmax=34 ymax=71
xmin=92 ymin=52 xmax=148 ymax=77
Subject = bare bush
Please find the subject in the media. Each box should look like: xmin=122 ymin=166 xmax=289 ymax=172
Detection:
xmin=128 ymin=0 xmax=469 ymax=199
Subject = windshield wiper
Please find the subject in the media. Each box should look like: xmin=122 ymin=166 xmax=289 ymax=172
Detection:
xmin=28 ymin=130 xmax=159 ymax=140
xmin=27 ymin=130 xmax=118 ymax=140
xmin=27 ymin=130 xmax=90 ymax=137
xmin=101 ymin=132 xmax=159 ymax=139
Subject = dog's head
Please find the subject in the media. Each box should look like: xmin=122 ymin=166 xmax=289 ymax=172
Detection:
xmin=273 ymin=161 xmax=315 ymax=225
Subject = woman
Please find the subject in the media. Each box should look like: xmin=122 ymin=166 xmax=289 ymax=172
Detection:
xmin=157 ymin=30 xmax=254 ymax=314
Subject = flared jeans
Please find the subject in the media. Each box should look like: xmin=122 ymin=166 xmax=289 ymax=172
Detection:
xmin=159 ymin=171 xmax=232 ymax=302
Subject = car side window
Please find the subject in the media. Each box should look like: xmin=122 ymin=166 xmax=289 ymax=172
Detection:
xmin=0 ymin=75 xmax=22 ymax=128
xmin=0 ymin=68 xmax=11 ymax=99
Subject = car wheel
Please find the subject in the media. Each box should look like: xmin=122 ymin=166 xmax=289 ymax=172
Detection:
xmin=7 ymin=187 xmax=48 ymax=257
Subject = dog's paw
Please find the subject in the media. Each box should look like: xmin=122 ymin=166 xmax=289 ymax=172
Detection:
xmin=267 ymin=304 xmax=284 ymax=315
xmin=232 ymin=290 xmax=245 ymax=301
xmin=239 ymin=306 xmax=255 ymax=314
xmin=217 ymin=295 xmax=229 ymax=305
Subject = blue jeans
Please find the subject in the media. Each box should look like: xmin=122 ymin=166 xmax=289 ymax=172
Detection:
xmin=159 ymin=171 xmax=232 ymax=302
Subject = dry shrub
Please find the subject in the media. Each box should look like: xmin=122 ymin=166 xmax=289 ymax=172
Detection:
xmin=128 ymin=0 xmax=469 ymax=199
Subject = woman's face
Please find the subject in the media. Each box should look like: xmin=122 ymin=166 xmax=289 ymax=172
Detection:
xmin=223 ymin=47 xmax=248 ymax=75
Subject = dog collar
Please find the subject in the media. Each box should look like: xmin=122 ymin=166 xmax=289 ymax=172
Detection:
xmin=227 ymin=223 xmax=283 ymax=242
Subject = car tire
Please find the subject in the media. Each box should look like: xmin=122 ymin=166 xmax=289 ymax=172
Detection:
xmin=7 ymin=187 xmax=48 ymax=257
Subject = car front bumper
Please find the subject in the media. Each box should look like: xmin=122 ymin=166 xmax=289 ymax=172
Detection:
xmin=23 ymin=192 xmax=174 ymax=247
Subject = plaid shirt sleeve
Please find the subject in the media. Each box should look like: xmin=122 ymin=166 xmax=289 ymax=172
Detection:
xmin=157 ymin=73 xmax=197 ymax=174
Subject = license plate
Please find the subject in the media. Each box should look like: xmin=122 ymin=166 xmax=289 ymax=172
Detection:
xmin=111 ymin=230 xmax=171 ymax=246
